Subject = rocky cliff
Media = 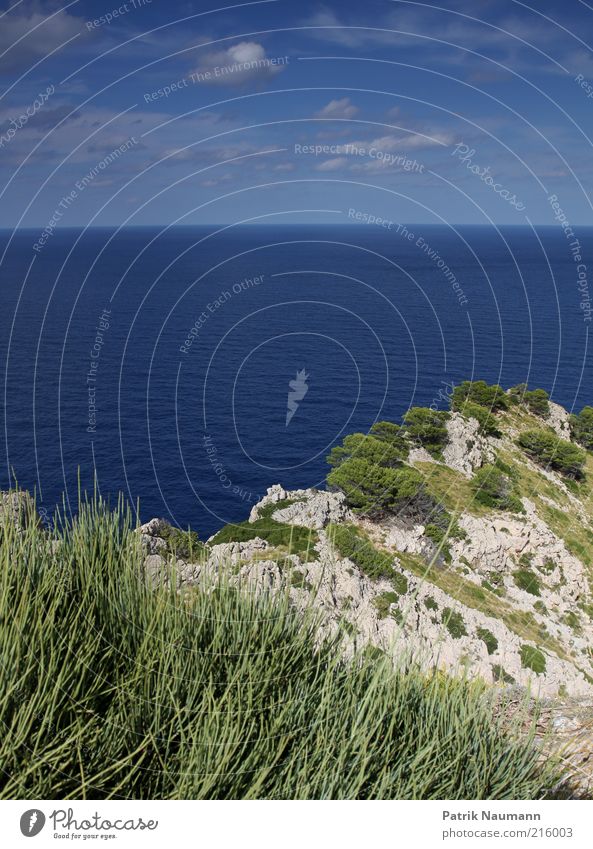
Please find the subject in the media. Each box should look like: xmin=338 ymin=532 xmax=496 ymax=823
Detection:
xmin=138 ymin=392 xmax=593 ymax=705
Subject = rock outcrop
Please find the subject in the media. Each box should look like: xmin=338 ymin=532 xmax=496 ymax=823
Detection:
xmin=442 ymin=412 xmax=496 ymax=476
xmin=548 ymin=401 xmax=572 ymax=439
xmin=249 ymin=483 xmax=352 ymax=528
xmin=137 ymin=396 xmax=593 ymax=703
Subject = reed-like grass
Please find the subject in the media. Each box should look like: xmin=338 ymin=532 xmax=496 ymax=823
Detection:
xmin=0 ymin=492 xmax=559 ymax=799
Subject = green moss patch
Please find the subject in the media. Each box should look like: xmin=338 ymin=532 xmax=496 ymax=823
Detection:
xmin=328 ymin=523 xmax=395 ymax=580
xmin=513 ymin=569 xmax=541 ymax=596
xmin=520 ymin=645 xmax=546 ymax=674
xmin=210 ymin=507 xmax=318 ymax=560
xmin=373 ymin=591 xmax=401 ymax=620
xmin=477 ymin=628 xmax=498 ymax=655
xmin=442 ymin=608 xmax=467 ymax=639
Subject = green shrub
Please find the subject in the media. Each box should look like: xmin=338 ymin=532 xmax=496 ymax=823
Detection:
xmin=369 ymin=421 xmax=408 ymax=452
xmin=563 ymin=611 xmax=581 ymax=633
xmin=451 ymin=380 xmax=509 ymax=412
xmin=517 ymin=429 xmax=586 ymax=479
xmin=158 ymin=525 xmax=206 ymax=560
xmin=520 ymin=645 xmax=547 ymax=674
xmin=507 ymin=384 xmax=527 ymax=405
xmin=0 ymin=490 xmax=561 ymax=799
xmin=460 ymin=402 xmax=501 ymax=436
xmin=523 ymin=389 xmax=550 ymax=418
xmin=493 ymin=455 xmax=516 ymax=476
xmin=492 ymin=664 xmax=516 ymax=685
xmin=424 ymin=523 xmax=453 ymax=562
xmin=507 ymin=386 xmax=550 ymax=417
xmin=373 ymin=591 xmax=401 ymax=620
xmin=327 ymin=433 xmax=404 ymax=469
xmin=533 ymin=600 xmax=548 ymax=615
xmin=402 ymin=407 xmax=450 ymax=456
xmin=329 ymin=523 xmax=394 ymax=580
xmin=513 ymin=569 xmax=541 ymax=596
xmin=327 ymin=458 xmax=424 ymax=517
xmin=471 ymin=465 xmax=523 ymax=512
xmin=569 ymin=406 xmax=593 ymax=451
xmin=485 ymin=571 xmax=505 ymax=588
xmin=424 ymin=523 xmax=444 ymax=544
xmin=442 ymin=608 xmax=468 ymax=639
xmin=392 ymin=571 xmax=409 ymax=595
xmin=210 ymin=508 xmax=317 ymax=558
xmin=477 ymin=628 xmax=498 ymax=655
xmin=424 ymin=596 xmax=439 ymax=611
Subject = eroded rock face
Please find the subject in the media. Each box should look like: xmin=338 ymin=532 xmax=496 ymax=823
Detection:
xmin=137 ymin=482 xmax=593 ymax=700
xmin=137 ymin=518 xmax=168 ymax=555
xmin=384 ymin=575 xmax=592 ymax=698
xmin=360 ymin=515 xmax=433 ymax=559
xmin=442 ymin=413 xmax=496 ymax=477
xmin=454 ymin=500 xmax=587 ymax=596
xmin=249 ymin=484 xmax=352 ymax=529
xmin=548 ymin=401 xmax=572 ymax=439
xmin=208 ymin=537 xmax=269 ymax=564
xmin=132 ymin=392 xmax=593 ymax=702
xmin=407 ymin=446 xmax=435 ymax=464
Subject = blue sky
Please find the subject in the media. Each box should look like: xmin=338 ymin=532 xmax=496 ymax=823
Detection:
xmin=2 ymin=0 xmax=593 ymax=226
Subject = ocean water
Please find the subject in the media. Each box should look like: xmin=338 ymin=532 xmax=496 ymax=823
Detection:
xmin=0 ymin=224 xmax=591 ymax=537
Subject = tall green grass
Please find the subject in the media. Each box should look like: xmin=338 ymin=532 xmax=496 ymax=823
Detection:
xmin=0 ymin=492 xmax=559 ymax=799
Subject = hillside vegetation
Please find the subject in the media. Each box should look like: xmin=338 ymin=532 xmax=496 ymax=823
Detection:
xmin=201 ymin=382 xmax=593 ymax=705
xmin=0 ymin=494 xmax=558 ymax=799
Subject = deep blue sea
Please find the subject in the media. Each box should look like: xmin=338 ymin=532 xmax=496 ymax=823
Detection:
xmin=1 ymin=224 xmax=592 ymax=537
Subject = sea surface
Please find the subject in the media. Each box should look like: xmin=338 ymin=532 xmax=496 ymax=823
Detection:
xmin=1 ymin=224 xmax=591 ymax=537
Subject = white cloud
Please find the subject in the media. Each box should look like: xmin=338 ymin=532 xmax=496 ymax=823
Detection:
xmin=315 ymin=157 xmax=348 ymax=171
xmin=0 ymin=3 xmax=85 ymax=73
xmin=345 ymin=131 xmax=454 ymax=153
xmin=315 ymin=97 xmax=359 ymax=119
xmin=300 ymin=4 xmax=575 ymax=77
xmin=385 ymin=106 xmax=401 ymax=121
xmin=190 ymin=41 xmax=287 ymax=87
xmin=200 ymin=173 xmax=232 ymax=187
xmin=303 ymin=9 xmax=394 ymax=48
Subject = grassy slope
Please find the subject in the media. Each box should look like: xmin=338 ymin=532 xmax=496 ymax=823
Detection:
xmin=0 ymin=495 xmax=559 ymax=800
xmin=348 ymin=404 xmax=593 ymax=674
xmin=207 ymin=404 xmax=593 ymax=678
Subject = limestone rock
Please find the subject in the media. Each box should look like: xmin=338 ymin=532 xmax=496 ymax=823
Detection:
xmin=136 ymin=517 xmax=168 ymax=555
xmin=408 ymin=446 xmax=435 ymax=464
xmin=548 ymin=401 xmax=572 ymax=439
xmin=442 ymin=413 xmax=496 ymax=477
xmin=250 ymin=484 xmax=352 ymax=529
xmin=135 ymin=395 xmax=593 ymax=701
xmin=208 ymin=537 xmax=269 ymax=564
